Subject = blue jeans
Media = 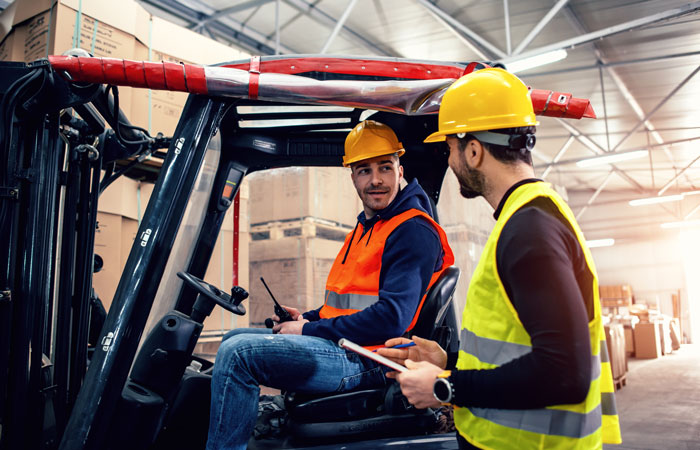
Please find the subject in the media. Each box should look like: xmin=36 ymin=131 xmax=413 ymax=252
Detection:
xmin=206 ymin=328 xmax=388 ymax=450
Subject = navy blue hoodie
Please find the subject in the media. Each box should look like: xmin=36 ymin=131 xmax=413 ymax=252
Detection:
xmin=301 ymin=179 xmax=444 ymax=346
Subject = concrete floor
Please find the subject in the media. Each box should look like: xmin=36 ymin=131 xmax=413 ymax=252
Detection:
xmin=606 ymin=344 xmax=700 ymax=449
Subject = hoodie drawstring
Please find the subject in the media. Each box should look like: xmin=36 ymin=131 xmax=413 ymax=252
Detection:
xmin=365 ymin=224 xmax=374 ymax=246
xmin=341 ymin=221 xmax=360 ymax=264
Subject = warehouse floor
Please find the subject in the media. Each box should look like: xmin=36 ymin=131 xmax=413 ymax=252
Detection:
xmin=607 ymin=344 xmax=700 ymax=449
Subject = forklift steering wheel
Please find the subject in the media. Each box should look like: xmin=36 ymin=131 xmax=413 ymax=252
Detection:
xmin=177 ymin=271 xmax=247 ymax=316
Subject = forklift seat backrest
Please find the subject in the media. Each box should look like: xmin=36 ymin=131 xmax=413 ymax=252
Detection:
xmin=408 ymin=266 xmax=460 ymax=349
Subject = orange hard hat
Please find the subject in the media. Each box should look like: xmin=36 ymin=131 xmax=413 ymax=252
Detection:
xmin=343 ymin=120 xmax=405 ymax=167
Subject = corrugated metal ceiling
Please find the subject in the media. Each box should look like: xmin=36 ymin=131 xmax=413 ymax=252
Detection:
xmin=136 ymin=0 xmax=700 ymax=236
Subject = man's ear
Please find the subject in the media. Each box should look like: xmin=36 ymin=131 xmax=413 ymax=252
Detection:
xmin=398 ymin=164 xmax=404 ymax=179
xmin=466 ymin=139 xmax=485 ymax=168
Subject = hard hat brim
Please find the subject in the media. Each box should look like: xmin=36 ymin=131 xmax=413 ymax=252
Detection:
xmin=343 ymin=148 xmax=405 ymax=167
xmin=423 ymin=131 xmax=447 ymax=143
xmin=424 ymin=119 xmax=540 ymax=144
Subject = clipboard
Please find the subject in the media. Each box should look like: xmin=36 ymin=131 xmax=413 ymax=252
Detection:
xmin=338 ymin=338 xmax=407 ymax=373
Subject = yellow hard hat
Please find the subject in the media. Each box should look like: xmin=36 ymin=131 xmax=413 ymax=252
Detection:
xmin=343 ymin=120 xmax=405 ymax=167
xmin=424 ymin=68 xmax=538 ymax=143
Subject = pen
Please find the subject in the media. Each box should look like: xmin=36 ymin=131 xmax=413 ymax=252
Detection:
xmin=372 ymin=342 xmax=416 ymax=352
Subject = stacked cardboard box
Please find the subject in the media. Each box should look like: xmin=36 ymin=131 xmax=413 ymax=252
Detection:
xmin=0 ymin=0 xmax=249 ymax=135
xmin=93 ymin=175 xmax=250 ymax=333
xmin=249 ymin=167 xmax=362 ymax=227
xmin=634 ymin=322 xmax=662 ymax=359
xmin=93 ymin=174 xmax=142 ymax=313
xmin=247 ymin=167 xmax=357 ymax=327
xmin=203 ymin=183 xmax=251 ymax=333
xmin=599 ymin=284 xmax=633 ymax=308
xmin=248 ymin=234 xmax=344 ymax=327
xmin=0 ymin=0 xmax=252 ymax=334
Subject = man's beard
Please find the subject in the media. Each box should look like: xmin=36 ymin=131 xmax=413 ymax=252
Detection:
xmin=456 ymin=161 xmax=485 ymax=199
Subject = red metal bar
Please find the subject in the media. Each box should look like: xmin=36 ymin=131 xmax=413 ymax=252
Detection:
xmin=531 ymin=89 xmax=596 ymax=119
xmin=222 ymin=56 xmax=471 ymax=80
xmin=48 ymin=55 xmax=208 ymax=94
xmin=48 ymin=55 xmax=595 ymax=119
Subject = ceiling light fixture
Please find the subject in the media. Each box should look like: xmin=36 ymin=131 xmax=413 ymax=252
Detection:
xmin=506 ymin=49 xmax=568 ymax=74
xmin=660 ymin=219 xmax=700 ymax=229
xmin=576 ymin=150 xmax=648 ymax=168
xmin=586 ymin=238 xmax=615 ymax=248
xmin=629 ymin=194 xmax=684 ymax=206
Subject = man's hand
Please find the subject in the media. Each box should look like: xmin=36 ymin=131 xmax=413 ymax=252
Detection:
xmin=272 ymin=316 xmax=309 ymax=335
xmin=376 ymin=336 xmax=447 ymax=369
xmin=388 ymin=360 xmax=443 ymax=409
xmin=272 ymin=305 xmax=303 ymax=322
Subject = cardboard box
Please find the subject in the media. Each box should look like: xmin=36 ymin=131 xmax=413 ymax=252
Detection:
xmin=202 ymin=230 xmax=250 ymax=332
xmin=634 ymin=322 xmax=661 ymax=359
xmin=0 ymin=0 xmax=249 ymax=134
xmin=92 ymin=212 xmax=138 ymax=311
xmin=98 ymin=173 xmax=140 ymax=220
xmin=94 ymin=189 xmax=249 ymax=322
xmin=248 ymin=234 xmax=343 ymax=327
xmin=129 ymin=15 xmax=248 ymax=135
xmin=623 ymin=324 xmax=635 ymax=356
xmin=600 ymin=284 xmax=633 ymax=308
xmin=0 ymin=0 xmax=144 ymax=115
xmin=248 ymin=167 xmax=362 ymax=227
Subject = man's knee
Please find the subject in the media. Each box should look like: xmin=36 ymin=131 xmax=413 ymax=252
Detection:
xmin=216 ymin=333 xmax=264 ymax=371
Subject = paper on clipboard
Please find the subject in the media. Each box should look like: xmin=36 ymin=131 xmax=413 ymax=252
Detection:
xmin=338 ymin=338 xmax=407 ymax=373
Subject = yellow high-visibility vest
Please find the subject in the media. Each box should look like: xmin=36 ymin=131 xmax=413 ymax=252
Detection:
xmin=454 ymin=181 xmax=622 ymax=449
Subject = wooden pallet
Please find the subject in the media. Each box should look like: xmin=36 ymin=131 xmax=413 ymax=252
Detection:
xmin=251 ymin=217 xmax=352 ymax=242
xmin=614 ymin=374 xmax=627 ymax=391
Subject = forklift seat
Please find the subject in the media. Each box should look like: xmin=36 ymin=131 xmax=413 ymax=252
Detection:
xmin=154 ymin=266 xmax=460 ymax=449
xmin=283 ymin=266 xmax=461 ymax=444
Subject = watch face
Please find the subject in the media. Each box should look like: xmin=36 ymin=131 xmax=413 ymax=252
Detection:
xmin=434 ymin=378 xmax=451 ymax=403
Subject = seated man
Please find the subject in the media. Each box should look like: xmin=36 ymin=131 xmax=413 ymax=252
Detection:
xmin=206 ymin=120 xmax=454 ymax=450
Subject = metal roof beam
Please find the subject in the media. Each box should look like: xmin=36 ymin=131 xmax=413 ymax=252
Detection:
xmin=420 ymin=2 xmax=487 ymax=59
xmin=139 ymin=0 xmax=296 ymax=55
xmin=612 ymin=65 xmax=700 ymax=152
xmin=513 ymin=0 xmax=569 ymax=55
xmin=192 ymin=0 xmax=278 ymax=31
xmin=282 ymin=0 xmax=394 ymax=56
xmin=416 ymin=0 xmax=506 ymax=59
xmin=501 ymin=2 xmax=700 ymax=64
xmin=658 ymin=153 xmax=700 ymax=195
xmin=555 ymin=118 xmax=645 ymax=192
xmin=504 ymin=0 xmax=512 ymax=55
xmin=575 ymin=170 xmax=615 ymax=220
xmin=522 ymin=50 xmax=700 ymax=76
xmin=541 ymin=135 xmax=575 ymax=179
xmin=535 ymin=135 xmax=700 ymax=170
xmin=561 ymin=5 xmax=695 ymax=190
xmin=320 ymin=0 xmax=358 ymax=54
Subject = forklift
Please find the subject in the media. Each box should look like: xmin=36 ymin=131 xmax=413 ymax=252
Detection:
xmin=0 ymin=54 xmax=594 ymax=450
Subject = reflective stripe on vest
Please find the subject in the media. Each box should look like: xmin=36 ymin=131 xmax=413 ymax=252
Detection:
xmin=454 ymin=181 xmax=622 ymax=449
xmin=467 ymin=404 xmax=602 ymax=439
xmin=324 ymin=291 xmax=379 ymax=310
xmin=459 ymin=328 xmax=602 ymax=380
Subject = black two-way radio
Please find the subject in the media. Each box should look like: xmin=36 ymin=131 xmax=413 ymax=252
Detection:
xmin=261 ymin=277 xmax=293 ymax=329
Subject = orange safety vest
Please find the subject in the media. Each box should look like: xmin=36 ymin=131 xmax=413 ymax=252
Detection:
xmin=321 ymin=209 xmax=454 ymax=348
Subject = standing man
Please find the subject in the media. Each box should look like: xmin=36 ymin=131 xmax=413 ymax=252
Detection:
xmin=378 ymin=68 xmax=622 ymax=449
xmin=207 ymin=120 xmax=454 ymax=450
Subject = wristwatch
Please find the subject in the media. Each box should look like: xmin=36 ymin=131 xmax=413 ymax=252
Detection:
xmin=433 ymin=370 xmax=454 ymax=405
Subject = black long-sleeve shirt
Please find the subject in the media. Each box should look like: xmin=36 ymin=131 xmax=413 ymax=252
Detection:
xmin=449 ymin=179 xmax=594 ymax=414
